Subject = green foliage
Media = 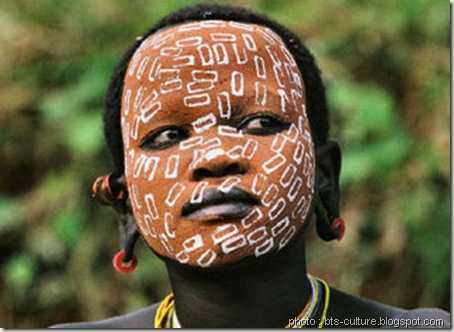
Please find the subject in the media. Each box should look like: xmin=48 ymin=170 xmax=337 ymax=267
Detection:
xmin=400 ymin=183 xmax=450 ymax=298
xmin=5 ymin=254 xmax=37 ymax=291
xmin=329 ymin=80 xmax=412 ymax=186
xmin=50 ymin=208 xmax=83 ymax=249
xmin=0 ymin=0 xmax=449 ymax=327
xmin=0 ymin=197 xmax=21 ymax=232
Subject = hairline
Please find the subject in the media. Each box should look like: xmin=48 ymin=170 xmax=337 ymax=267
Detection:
xmin=104 ymin=5 xmax=329 ymax=174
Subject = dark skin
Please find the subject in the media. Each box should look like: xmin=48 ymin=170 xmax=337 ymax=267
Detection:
xmin=165 ymin=228 xmax=310 ymax=328
xmin=127 ymin=140 xmax=399 ymax=328
xmin=164 ymin=232 xmax=399 ymax=328
xmin=51 ymin=141 xmax=406 ymax=328
xmin=50 ymin=133 xmax=448 ymax=329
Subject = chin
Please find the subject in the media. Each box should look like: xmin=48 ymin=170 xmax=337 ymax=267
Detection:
xmin=146 ymin=221 xmax=307 ymax=272
xmin=160 ymin=244 xmax=290 ymax=274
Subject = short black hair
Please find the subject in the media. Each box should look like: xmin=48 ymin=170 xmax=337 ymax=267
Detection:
xmin=103 ymin=3 xmax=329 ymax=173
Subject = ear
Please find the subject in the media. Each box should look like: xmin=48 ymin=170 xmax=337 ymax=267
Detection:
xmin=316 ymin=139 xmax=341 ymax=213
xmin=109 ymin=175 xmax=141 ymax=269
xmin=314 ymin=140 xmax=342 ymax=241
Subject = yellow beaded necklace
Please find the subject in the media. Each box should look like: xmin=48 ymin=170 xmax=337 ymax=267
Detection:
xmin=154 ymin=275 xmax=330 ymax=328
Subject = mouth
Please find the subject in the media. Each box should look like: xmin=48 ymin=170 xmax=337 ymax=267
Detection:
xmin=181 ymin=187 xmax=259 ymax=220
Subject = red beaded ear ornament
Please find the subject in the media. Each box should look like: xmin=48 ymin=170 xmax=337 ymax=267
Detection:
xmin=92 ymin=174 xmax=139 ymax=273
xmin=331 ymin=217 xmax=345 ymax=241
xmin=113 ymin=250 xmax=138 ymax=274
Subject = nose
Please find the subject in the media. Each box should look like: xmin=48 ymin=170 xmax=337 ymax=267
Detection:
xmin=192 ymin=153 xmax=247 ymax=181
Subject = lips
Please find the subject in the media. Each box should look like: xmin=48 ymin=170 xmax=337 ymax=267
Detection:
xmin=181 ymin=187 xmax=259 ymax=220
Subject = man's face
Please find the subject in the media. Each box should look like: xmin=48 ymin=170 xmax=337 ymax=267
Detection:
xmin=121 ymin=20 xmax=315 ymax=268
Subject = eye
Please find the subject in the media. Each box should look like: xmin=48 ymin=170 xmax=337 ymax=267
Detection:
xmin=238 ymin=114 xmax=289 ymax=136
xmin=140 ymin=126 xmax=189 ymax=150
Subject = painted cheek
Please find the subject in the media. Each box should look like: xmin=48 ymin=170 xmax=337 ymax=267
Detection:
xmin=124 ymin=144 xmax=194 ymax=248
xmin=125 ymin=129 xmax=315 ymax=268
xmin=120 ymin=21 xmax=316 ymax=267
xmin=246 ymin=122 xmax=315 ymax=255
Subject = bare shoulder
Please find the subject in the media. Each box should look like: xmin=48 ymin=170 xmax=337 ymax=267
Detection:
xmin=49 ymin=303 xmax=159 ymax=329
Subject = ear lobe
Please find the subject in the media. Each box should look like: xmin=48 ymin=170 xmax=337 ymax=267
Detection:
xmin=92 ymin=173 xmax=141 ymax=271
xmin=314 ymin=140 xmax=343 ymax=241
xmin=316 ymin=140 xmax=341 ymax=199
xmin=92 ymin=173 xmax=129 ymax=206
xmin=115 ymin=199 xmax=141 ymax=268
xmin=110 ymin=173 xmax=129 ymax=200
xmin=110 ymin=175 xmax=141 ymax=266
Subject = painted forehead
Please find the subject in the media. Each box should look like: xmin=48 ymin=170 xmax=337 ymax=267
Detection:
xmin=122 ymin=20 xmax=306 ymax=123
xmin=120 ymin=20 xmax=316 ymax=268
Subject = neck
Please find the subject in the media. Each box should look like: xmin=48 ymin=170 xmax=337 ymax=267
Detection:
xmin=164 ymin=235 xmax=310 ymax=328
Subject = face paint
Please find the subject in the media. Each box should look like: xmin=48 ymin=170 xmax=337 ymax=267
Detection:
xmin=121 ymin=20 xmax=315 ymax=268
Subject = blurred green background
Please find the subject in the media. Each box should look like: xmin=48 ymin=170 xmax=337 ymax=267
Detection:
xmin=0 ymin=0 xmax=449 ymax=328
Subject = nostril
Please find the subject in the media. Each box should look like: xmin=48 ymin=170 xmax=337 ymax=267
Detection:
xmin=224 ymin=163 xmax=245 ymax=176
xmin=193 ymin=168 xmax=213 ymax=181
xmin=192 ymin=162 xmax=246 ymax=181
